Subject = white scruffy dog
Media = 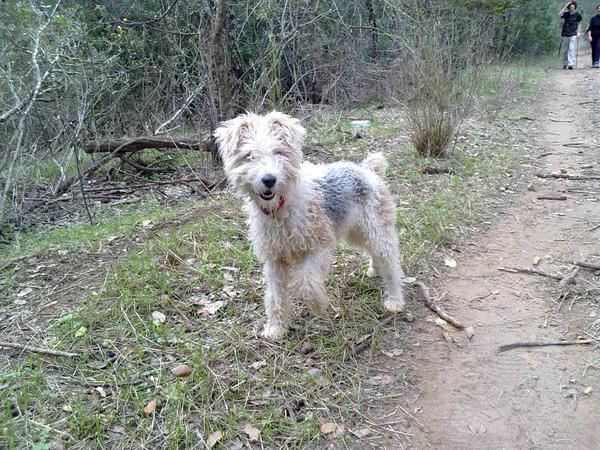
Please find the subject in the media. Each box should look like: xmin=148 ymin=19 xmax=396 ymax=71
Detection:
xmin=214 ymin=111 xmax=406 ymax=339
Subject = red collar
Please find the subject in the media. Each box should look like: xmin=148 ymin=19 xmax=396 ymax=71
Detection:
xmin=261 ymin=195 xmax=286 ymax=216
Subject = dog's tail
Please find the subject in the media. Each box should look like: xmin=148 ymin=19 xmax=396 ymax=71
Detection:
xmin=361 ymin=152 xmax=387 ymax=177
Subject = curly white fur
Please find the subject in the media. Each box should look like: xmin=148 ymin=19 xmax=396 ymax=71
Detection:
xmin=214 ymin=111 xmax=405 ymax=339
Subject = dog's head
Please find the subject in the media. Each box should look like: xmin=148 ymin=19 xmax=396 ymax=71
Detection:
xmin=214 ymin=111 xmax=305 ymax=207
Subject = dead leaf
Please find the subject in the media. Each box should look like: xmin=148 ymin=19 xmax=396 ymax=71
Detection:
xmin=350 ymin=427 xmax=371 ymax=438
xmin=206 ymin=430 xmax=222 ymax=448
xmin=152 ymin=311 xmax=166 ymax=325
xmin=75 ymin=326 xmax=87 ymax=338
xmin=222 ymin=272 xmax=235 ymax=284
xmin=444 ymin=258 xmax=457 ymax=268
xmin=243 ymin=423 xmax=260 ymax=441
xmin=203 ymin=301 xmax=227 ymax=315
xmin=533 ymin=256 xmax=541 ymax=266
xmin=16 ymin=287 xmax=33 ymax=297
xmin=320 ymin=422 xmax=345 ymax=438
xmin=91 ymin=386 xmax=107 ymax=398
xmin=465 ymin=326 xmax=475 ymax=339
xmin=143 ymin=399 xmax=157 ymax=416
xmin=249 ymin=360 xmax=267 ymax=370
xmin=366 ymin=374 xmax=394 ymax=386
xmin=320 ymin=422 xmax=338 ymax=434
xmin=584 ymin=386 xmax=593 ymax=395
xmin=171 ymin=364 xmax=192 ymax=377
xmin=222 ymin=286 xmax=240 ymax=299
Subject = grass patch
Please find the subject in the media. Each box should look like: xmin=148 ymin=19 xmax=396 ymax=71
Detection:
xmin=1 ymin=199 xmax=403 ymax=448
xmin=0 ymin=200 xmax=181 ymax=262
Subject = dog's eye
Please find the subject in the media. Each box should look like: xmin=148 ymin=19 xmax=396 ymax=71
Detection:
xmin=240 ymin=151 xmax=253 ymax=160
xmin=274 ymin=150 xmax=286 ymax=157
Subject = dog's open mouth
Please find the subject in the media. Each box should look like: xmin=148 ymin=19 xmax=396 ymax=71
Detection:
xmin=259 ymin=191 xmax=275 ymax=201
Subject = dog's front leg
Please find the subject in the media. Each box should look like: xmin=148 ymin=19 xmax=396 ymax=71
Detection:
xmin=261 ymin=260 xmax=290 ymax=340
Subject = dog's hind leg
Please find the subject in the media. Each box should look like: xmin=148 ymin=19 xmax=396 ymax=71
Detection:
xmin=363 ymin=229 xmax=406 ymax=312
xmin=291 ymin=249 xmax=333 ymax=316
xmin=366 ymin=256 xmax=380 ymax=278
xmin=262 ymin=260 xmax=290 ymax=340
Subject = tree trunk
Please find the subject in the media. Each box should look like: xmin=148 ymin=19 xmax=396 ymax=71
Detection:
xmin=366 ymin=0 xmax=379 ymax=59
xmin=210 ymin=0 xmax=233 ymax=121
xmin=208 ymin=0 xmax=235 ymax=163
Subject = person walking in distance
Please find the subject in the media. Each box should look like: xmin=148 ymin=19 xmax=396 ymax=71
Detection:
xmin=559 ymin=1 xmax=582 ymax=70
xmin=588 ymin=5 xmax=600 ymax=68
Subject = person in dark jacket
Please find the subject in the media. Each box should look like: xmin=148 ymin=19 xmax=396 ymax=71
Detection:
xmin=587 ymin=5 xmax=600 ymax=67
xmin=559 ymin=1 xmax=583 ymax=69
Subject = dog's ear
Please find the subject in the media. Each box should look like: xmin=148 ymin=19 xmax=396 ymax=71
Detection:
xmin=213 ymin=114 xmax=251 ymax=159
xmin=265 ymin=111 xmax=306 ymax=150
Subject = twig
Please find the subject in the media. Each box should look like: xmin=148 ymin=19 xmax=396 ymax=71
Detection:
xmin=407 ymin=280 xmax=466 ymax=329
xmin=497 ymin=339 xmax=592 ymax=353
xmin=0 ymin=341 xmax=79 ymax=358
xmin=498 ymin=266 xmax=563 ymax=280
xmin=559 ymin=266 xmax=580 ymax=287
xmin=353 ymin=315 xmax=395 ymax=354
xmin=537 ymin=194 xmax=567 ymax=201
xmin=562 ymin=142 xmax=589 ymax=148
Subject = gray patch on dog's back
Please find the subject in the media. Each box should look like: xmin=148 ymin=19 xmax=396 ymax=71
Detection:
xmin=316 ymin=166 xmax=372 ymax=224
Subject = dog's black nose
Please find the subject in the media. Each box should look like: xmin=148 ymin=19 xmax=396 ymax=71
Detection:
xmin=261 ymin=174 xmax=277 ymax=188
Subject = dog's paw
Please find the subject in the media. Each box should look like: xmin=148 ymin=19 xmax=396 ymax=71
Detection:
xmin=261 ymin=323 xmax=285 ymax=340
xmin=383 ymin=295 xmax=405 ymax=313
xmin=366 ymin=266 xmax=377 ymax=278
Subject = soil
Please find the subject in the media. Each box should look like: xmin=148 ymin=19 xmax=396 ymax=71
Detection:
xmin=400 ymin=63 xmax=600 ymax=448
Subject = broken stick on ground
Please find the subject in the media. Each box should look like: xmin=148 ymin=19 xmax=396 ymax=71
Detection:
xmin=406 ymin=279 xmax=467 ymax=330
xmin=497 ymin=339 xmax=592 ymax=353
xmin=0 ymin=341 xmax=79 ymax=358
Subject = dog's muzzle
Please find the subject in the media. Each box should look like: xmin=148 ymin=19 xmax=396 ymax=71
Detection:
xmin=259 ymin=174 xmax=277 ymax=200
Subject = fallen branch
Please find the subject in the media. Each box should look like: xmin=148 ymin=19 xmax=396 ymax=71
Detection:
xmin=0 ymin=341 xmax=79 ymax=358
xmin=537 ymin=194 xmax=567 ymax=201
xmin=83 ymin=137 xmax=210 ymax=154
xmin=535 ymin=172 xmax=600 ymax=181
xmin=575 ymin=261 xmax=600 ymax=271
xmin=407 ymin=280 xmax=466 ymax=329
xmin=498 ymin=266 xmax=563 ymax=280
xmin=562 ymin=142 xmax=589 ymax=148
xmin=497 ymin=339 xmax=592 ymax=353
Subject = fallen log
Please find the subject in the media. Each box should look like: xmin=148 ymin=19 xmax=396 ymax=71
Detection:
xmin=83 ymin=137 xmax=210 ymax=154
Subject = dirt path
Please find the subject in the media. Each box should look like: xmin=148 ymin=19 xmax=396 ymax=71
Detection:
xmin=407 ymin=66 xmax=600 ymax=448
